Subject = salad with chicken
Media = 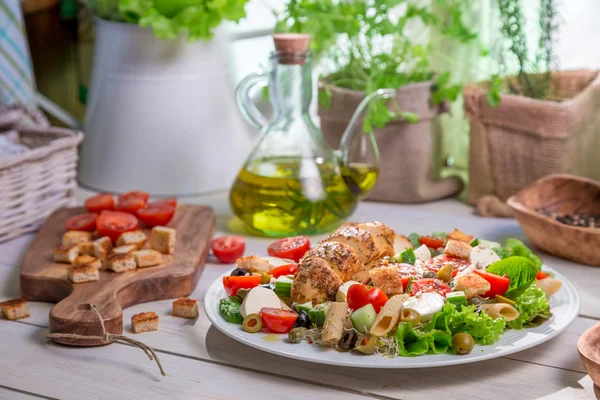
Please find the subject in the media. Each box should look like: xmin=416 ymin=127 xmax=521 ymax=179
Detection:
xmin=217 ymin=222 xmax=561 ymax=357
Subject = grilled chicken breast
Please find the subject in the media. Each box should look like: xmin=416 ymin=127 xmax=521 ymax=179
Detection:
xmin=301 ymin=241 xmax=362 ymax=282
xmin=355 ymin=221 xmax=395 ymax=258
xmin=292 ymin=257 xmax=344 ymax=304
xmin=321 ymin=225 xmax=380 ymax=264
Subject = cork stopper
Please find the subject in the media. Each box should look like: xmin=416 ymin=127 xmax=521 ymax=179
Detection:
xmin=273 ymin=33 xmax=310 ymax=65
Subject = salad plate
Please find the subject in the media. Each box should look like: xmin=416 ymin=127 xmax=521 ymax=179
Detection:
xmin=204 ymin=264 xmax=580 ymax=368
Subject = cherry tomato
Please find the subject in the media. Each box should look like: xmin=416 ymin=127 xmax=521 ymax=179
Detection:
xmin=409 ymin=278 xmax=452 ymax=296
xmin=347 ymin=284 xmax=389 ymax=313
xmin=84 ymin=193 xmax=115 ymax=213
xmin=269 ymin=264 xmax=298 ymax=278
xmin=536 ymin=270 xmax=548 ymax=280
xmin=267 ymin=236 xmax=310 ymax=262
xmin=260 ymin=308 xmax=298 ymax=333
xmin=152 ymin=198 xmax=177 ymax=208
xmin=222 ymin=275 xmax=261 ymax=296
xmin=425 ymin=255 xmax=471 ymax=277
xmin=115 ymin=191 xmax=149 ymax=214
xmin=96 ymin=211 xmax=139 ymax=243
xmin=211 ymin=236 xmax=246 ymax=263
xmin=64 ymin=213 xmax=98 ymax=232
xmin=137 ymin=203 xmax=175 ymax=227
xmin=419 ymin=236 xmax=445 ymax=249
xmin=473 ymin=270 xmax=511 ymax=298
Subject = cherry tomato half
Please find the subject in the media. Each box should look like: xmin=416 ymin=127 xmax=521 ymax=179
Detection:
xmin=64 ymin=213 xmax=98 ymax=232
xmin=473 ymin=269 xmax=510 ymax=298
xmin=347 ymin=284 xmax=389 ymax=313
xmin=260 ymin=307 xmax=298 ymax=333
xmin=267 ymin=236 xmax=310 ymax=262
xmin=84 ymin=193 xmax=115 ymax=213
xmin=269 ymin=264 xmax=298 ymax=278
xmin=409 ymin=278 xmax=452 ymax=296
xmin=152 ymin=198 xmax=177 ymax=208
xmin=96 ymin=211 xmax=139 ymax=243
xmin=536 ymin=270 xmax=548 ymax=280
xmin=115 ymin=191 xmax=149 ymax=214
xmin=222 ymin=275 xmax=261 ymax=296
xmin=137 ymin=203 xmax=175 ymax=227
xmin=211 ymin=236 xmax=246 ymax=263
xmin=425 ymin=255 xmax=471 ymax=277
xmin=419 ymin=236 xmax=445 ymax=249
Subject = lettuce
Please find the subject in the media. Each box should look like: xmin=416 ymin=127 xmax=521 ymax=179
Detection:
xmin=494 ymin=238 xmax=543 ymax=270
xmin=507 ymin=284 xmax=551 ymax=329
xmin=487 ymin=256 xmax=538 ymax=299
xmin=395 ymin=322 xmax=452 ymax=356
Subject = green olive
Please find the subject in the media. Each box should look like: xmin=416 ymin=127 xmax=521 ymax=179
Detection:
xmin=236 ymin=288 xmax=251 ymax=301
xmin=437 ymin=264 xmax=453 ymax=283
xmin=288 ymin=327 xmax=308 ymax=343
xmin=400 ymin=308 xmax=421 ymax=325
xmin=355 ymin=335 xmax=377 ymax=355
xmin=255 ymin=271 xmax=271 ymax=284
xmin=242 ymin=313 xmax=263 ymax=333
xmin=452 ymin=332 xmax=475 ymax=355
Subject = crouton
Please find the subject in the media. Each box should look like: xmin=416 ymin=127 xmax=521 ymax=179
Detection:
xmin=93 ymin=236 xmax=113 ymax=263
xmin=78 ymin=241 xmax=95 ymax=256
xmin=131 ymin=312 xmax=159 ymax=333
xmin=236 ymin=255 xmax=271 ymax=273
xmin=62 ymin=230 xmax=93 ymax=247
xmin=116 ymin=230 xmax=147 ymax=249
xmin=151 ymin=226 xmax=176 ymax=254
xmin=107 ymin=253 xmax=136 ymax=273
xmin=0 ymin=298 xmax=30 ymax=320
xmin=68 ymin=264 xmax=100 ymax=283
xmin=133 ymin=249 xmax=162 ymax=268
xmin=54 ymin=245 xmax=79 ymax=264
xmin=369 ymin=264 xmax=404 ymax=297
xmin=447 ymin=229 xmax=474 ymax=244
xmin=444 ymin=239 xmax=472 ymax=259
xmin=111 ymin=244 xmax=137 ymax=255
xmin=172 ymin=298 xmax=199 ymax=319
xmin=454 ymin=273 xmax=491 ymax=299
xmin=74 ymin=255 xmax=102 ymax=269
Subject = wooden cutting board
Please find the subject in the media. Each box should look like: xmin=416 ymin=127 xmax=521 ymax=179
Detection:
xmin=20 ymin=205 xmax=215 ymax=346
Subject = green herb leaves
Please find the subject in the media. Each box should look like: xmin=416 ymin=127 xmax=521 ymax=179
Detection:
xmin=487 ymin=256 xmax=538 ymax=299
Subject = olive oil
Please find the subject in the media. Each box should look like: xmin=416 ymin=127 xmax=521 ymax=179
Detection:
xmin=340 ymin=163 xmax=380 ymax=198
xmin=230 ymin=157 xmax=358 ymax=237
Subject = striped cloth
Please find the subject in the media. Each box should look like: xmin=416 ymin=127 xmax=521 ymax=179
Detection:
xmin=0 ymin=0 xmax=37 ymax=106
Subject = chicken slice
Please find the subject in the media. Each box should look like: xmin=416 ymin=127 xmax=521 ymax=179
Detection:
xmin=355 ymin=221 xmax=396 ymax=258
xmin=301 ymin=241 xmax=362 ymax=282
xmin=321 ymin=225 xmax=379 ymax=264
xmin=292 ymin=257 xmax=343 ymax=304
xmin=369 ymin=264 xmax=405 ymax=297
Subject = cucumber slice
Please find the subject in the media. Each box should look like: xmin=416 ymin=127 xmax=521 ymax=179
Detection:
xmin=274 ymin=278 xmax=292 ymax=298
xmin=350 ymin=303 xmax=377 ymax=333
xmin=400 ymin=248 xmax=416 ymax=264
xmin=308 ymin=302 xmax=330 ymax=327
xmin=445 ymin=291 xmax=467 ymax=307
xmin=295 ymin=301 xmax=312 ymax=314
xmin=471 ymin=239 xmax=501 ymax=249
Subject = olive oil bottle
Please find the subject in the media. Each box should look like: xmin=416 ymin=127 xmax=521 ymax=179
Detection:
xmin=340 ymin=163 xmax=380 ymax=198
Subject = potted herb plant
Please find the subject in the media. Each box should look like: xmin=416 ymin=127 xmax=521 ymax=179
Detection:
xmin=78 ymin=0 xmax=255 ymax=195
xmin=464 ymin=0 xmax=600 ymax=217
xmin=276 ymin=0 xmax=476 ymax=203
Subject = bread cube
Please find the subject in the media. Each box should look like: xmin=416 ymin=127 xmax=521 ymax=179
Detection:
xmin=447 ymin=228 xmax=474 ymax=244
xmin=93 ymin=236 xmax=113 ymax=263
xmin=0 ymin=298 xmax=30 ymax=320
xmin=133 ymin=249 xmax=162 ymax=268
xmin=151 ymin=226 xmax=176 ymax=254
xmin=62 ymin=230 xmax=93 ymax=247
xmin=454 ymin=273 xmax=491 ymax=299
xmin=68 ymin=264 xmax=100 ymax=283
xmin=54 ymin=245 xmax=79 ymax=264
xmin=369 ymin=265 xmax=405 ymax=297
xmin=116 ymin=230 xmax=147 ymax=249
xmin=443 ymin=239 xmax=472 ymax=259
xmin=74 ymin=255 xmax=102 ymax=269
xmin=111 ymin=244 xmax=137 ymax=255
xmin=172 ymin=298 xmax=199 ymax=319
xmin=107 ymin=253 xmax=136 ymax=273
xmin=131 ymin=312 xmax=159 ymax=333
xmin=77 ymin=241 xmax=95 ymax=256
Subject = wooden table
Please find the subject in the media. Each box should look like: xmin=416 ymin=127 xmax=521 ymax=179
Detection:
xmin=0 ymin=190 xmax=598 ymax=400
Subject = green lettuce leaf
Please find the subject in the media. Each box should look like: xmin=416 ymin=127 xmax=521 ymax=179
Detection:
xmin=507 ymin=284 xmax=551 ymax=330
xmin=494 ymin=238 xmax=543 ymax=269
xmin=487 ymin=256 xmax=538 ymax=299
xmin=395 ymin=322 xmax=452 ymax=356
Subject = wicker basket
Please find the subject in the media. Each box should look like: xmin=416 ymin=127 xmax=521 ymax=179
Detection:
xmin=0 ymin=104 xmax=83 ymax=242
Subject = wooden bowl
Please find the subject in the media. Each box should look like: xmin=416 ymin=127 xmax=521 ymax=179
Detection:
xmin=578 ymin=322 xmax=600 ymax=387
xmin=507 ymin=174 xmax=600 ymax=266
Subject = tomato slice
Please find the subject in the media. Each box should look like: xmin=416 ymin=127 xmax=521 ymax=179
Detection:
xmin=536 ymin=270 xmax=548 ymax=280
xmin=409 ymin=278 xmax=452 ymax=296
xmin=137 ymin=203 xmax=175 ymax=227
xmin=84 ymin=193 xmax=115 ymax=213
xmin=260 ymin=308 xmax=298 ymax=333
xmin=211 ymin=236 xmax=246 ymax=263
xmin=269 ymin=264 xmax=298 ymax=278
xmin=267 ymin=236 xmax=310 ymax=262
xmin=347 ymin=284 xmax=389 ymax=313
xmin=425 ymin=255 xmax=471 ymax=277
xmin=152 ymin=198 xmax=177 ymax=208
xmin=419 ymin=236 xmax=445 ymax=249
xmin=96 ymin=211 xmax=139 ymax=243
xmin=473 ymin=269 xmax=510 ymax=298
xmin=115 ymin=191 xmax=149 ymax=214
xmin=222 ymin=275 xmax=261 ymax=296
xmin=64 ymin=213 xmax=98 ymax=232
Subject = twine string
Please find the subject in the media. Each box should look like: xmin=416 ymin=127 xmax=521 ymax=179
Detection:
xmin=47 ymin=304 xmax=166 ymax=376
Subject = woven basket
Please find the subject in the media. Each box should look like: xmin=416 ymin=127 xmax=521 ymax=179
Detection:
xmin=0 ymin=104 xmax=83 ymax=242
xmin=464 ymin=70 xmax=600 ymax=217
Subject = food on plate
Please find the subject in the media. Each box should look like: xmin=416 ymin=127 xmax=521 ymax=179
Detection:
xmin=172 ymin=298 xmax=199 ymax=319
xmin=77 ymin=241 xmax=95 ymax=256
xmin=131 ymin=311 xmax=159 ymax=333
xmin=133 ymin=249 xmax=162 ymax=268
xmin=93 ymin=236 xmax=113 ymax=264
xmin=116 ymin=230 xmax=147 ymax=249
xmin=151 ymin=226 xmax=176 ymax=254
xmin=84 ymin=193 xmax=115 ymax=213
xmin=54 ymin=244 xmax=79 ymax=264
xmin=74 ymin=255 xmax=102 ymax=269
xmin=137 ymin=202 xmax=176 ymax=227
xmin=111 ymin=244 xmax=138 ymax=255
xmin=68 ymin=264 xmax=100 ymax=283
xmin=96 ymin=211 xmax=139 ymax=243
xmin=217 ymin=223 xmax=561 ymax=358
xmin=0 ymin=298 xmax=30 ymax=320
xmin=64 ymin=214 xmax=98 ymax=232
xmin=267 ymin=236 xmax=311 ymax=262
xmin=107 ymin=253 xmax=136 ymax=273
xmin=115 ymin=191 xmax=149 ymax=214
xmin=211 ymin=236 xmax=246 ymax=263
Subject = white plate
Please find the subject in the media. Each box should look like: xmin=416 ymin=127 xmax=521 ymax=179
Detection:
xmin=204 ymin=265 xmax=580 ymax=368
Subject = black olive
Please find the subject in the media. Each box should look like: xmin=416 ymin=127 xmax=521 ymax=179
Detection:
xmin=423 ymin=271 xmax=437 ymax=279
xmin=230 ymin=268 xmax=249 ymax=276
xmin=338 ymin=330 xmax=358 ymax=350
xmin=294 ymin=311 xmax=311 ymax=329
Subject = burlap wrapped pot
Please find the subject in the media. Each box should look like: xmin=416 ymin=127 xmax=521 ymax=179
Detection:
xmin=318 ymin=82 xmax=463 ymax=203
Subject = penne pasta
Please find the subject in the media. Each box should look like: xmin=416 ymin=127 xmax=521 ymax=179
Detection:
xmin=537 ymin=277 xmax=562 ymax=297
xmin=321 ymin=302 xmax=349 ymax=345
xmin=480 ymin=303 xmax=520 ymax=321
xmin=370 ymin=294 xmax=409 ymax=337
